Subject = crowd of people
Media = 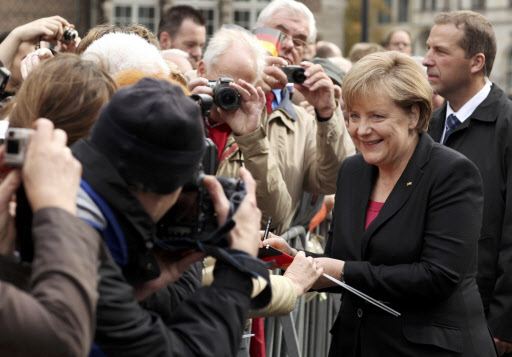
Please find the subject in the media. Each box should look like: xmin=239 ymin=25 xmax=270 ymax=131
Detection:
xmin=0 ymin=1 xmax=510 ymax=356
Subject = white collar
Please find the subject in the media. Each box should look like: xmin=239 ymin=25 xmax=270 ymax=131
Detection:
xmin=446 ymin=78 xmax=492 ymax=123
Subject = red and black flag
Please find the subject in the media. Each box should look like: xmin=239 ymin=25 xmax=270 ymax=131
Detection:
xmin=251 ymin=28 xmax=285 ymax=57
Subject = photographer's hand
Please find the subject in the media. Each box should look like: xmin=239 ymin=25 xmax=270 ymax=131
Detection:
xmin=294 ymin=61 xmax=337 ymax=119
xmin=0 ymin=16 xmax=72 ymax=68
xmin=188 ymin=77 xmax=211 ymax=96
xmin=0 ymin=147 xmax=21 ymax=256
xmin=255 ymin=56 xmax=288 ymax=93
xmin=133 ymin=250 xmax=206 ymax=302
xmin=204 ymin=168 xmax=261 ymax=257
xmin=219 ymin=79 xmax=265 ymax=136
xmin=228 ymin=168 xmax=261 ymax=257
xmin=20 ymin=48 xmax=53 ymax=80
xmin=22 ymin=118 xmax=82 ymax=215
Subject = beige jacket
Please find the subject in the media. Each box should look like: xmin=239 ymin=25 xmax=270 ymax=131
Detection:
xmin=217 ymin=96 xmax=355 ymax=234
xmin=216 ymin=121 xmax=292 ymax=231
xmin=265 ymin=101 xmax=355 ymax=234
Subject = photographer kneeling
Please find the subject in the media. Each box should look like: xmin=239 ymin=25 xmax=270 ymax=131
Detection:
xmin=71 ymin=78 xmax=270 ymax=356
xmin=0 ymin=119 xmax=100 ymax=357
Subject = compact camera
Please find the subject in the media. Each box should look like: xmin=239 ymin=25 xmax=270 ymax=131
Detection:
xmin=156 ymin=139 xmax=245 ymax=250
xmin=281 ymin=65 xmax=307 ymax=84
xmin=62 ymin=27 xmax=78 ymax=43
xmin=206 ymin=77 xmax=241 ymax=111
xmin=4 ymin=128 xmax=34 ymax=168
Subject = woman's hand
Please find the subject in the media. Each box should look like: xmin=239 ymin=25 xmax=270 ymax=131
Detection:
xmin=312 ymin=257 xmax=345 ymax=290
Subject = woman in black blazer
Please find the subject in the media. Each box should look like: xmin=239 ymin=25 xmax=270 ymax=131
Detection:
xmin=264 ymin=52 xmax=496 ymax=356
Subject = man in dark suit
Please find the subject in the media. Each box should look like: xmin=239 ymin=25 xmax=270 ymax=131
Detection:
xmin=424 ymin=10 xmax=512 ymax=356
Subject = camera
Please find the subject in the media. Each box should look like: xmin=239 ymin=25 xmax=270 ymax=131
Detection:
xmin=0 ymin=61 xmax=11 ymax=95
xmin=281 ymin=65 xmax=307 ymax=84
xmin=4 ymin=128 xmax=34 ymax=168
xmin=206 ymin=77 xmax=241 ymax=111
xmin=156 ymin=139 xmax=245 ymax=250
xmin=190 ymin=93 xmax=213 ymax=117
xmin=62 ymin=27 xmax=78 ymax=43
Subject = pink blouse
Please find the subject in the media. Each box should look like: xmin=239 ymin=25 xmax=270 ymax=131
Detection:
xmin=365 ymin=199 xmax=384 ymax=230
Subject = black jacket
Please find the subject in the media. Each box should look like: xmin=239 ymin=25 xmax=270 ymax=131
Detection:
xmin=326 ymin=134 xmax=496 ymax=356
xmin=72 ymin=139 xmax=269 ymax=357
xmin=428 ymin=83 xmax=512 ymax=342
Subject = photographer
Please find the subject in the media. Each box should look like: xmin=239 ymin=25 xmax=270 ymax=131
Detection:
xmin=0 ymin=16 xmax=78 ymax=104
xmin=71 ymin=78 xmax=270 ymax=356
xmin=0 ymin=119 xmax=101 ymax=357
xmin=189 ymin=26 xmax=292 ymax=232
xmin=254 ymin=0 xmax=356 ymax=234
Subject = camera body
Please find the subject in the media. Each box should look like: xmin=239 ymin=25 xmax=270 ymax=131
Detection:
xmin=156 ymin=139 xmax=245 ymax=249
xmin=281 ymin=65 xmax=307 ymax=84
xmin=62 ymin=27 xmax=78 ymax=43
xmin=206 ymin=77 xmax=241 ymax=111
xmin=4 ymin=128 xmax=34 ymax=168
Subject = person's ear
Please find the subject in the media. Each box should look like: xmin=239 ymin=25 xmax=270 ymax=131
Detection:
xmin=470 ymin=53 xmax=486 ymax=75
xmin=159 ymin=31 xmax=172 ymax=50
xmin=408 ymin=104 xmax=420 ymax=130
xmin=197 ymin=61 xmax=206 ymax=78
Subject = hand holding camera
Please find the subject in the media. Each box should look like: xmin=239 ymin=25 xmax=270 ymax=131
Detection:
xmin=10 ymin=16 xmax=74 ymax=47
xmin=293 ymin=61 xmax=337 ymax=118
xmin=9 ymin=119 xmax=82 ymax=215
xmin=189 ymin=77 xmax=265 ymax=136
xmin=257 ymin=56 xmax=288 ymax=93
xmin=20 ymin=48 xmax=53 ymax=80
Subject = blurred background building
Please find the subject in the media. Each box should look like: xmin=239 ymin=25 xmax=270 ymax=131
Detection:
xmin=1 ymin=0 xmax=511 ymax=93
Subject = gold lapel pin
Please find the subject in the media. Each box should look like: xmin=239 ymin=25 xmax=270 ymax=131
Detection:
xmin=407 ymin=182 xmax=412 ymax=186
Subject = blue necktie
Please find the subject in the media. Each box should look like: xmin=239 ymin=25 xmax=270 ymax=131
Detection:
xmin=443 ymin=114 xmax=461 ymax=144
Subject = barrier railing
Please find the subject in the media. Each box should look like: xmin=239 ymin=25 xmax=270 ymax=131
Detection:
xmin=264 ymin=217 xmax=341 ymax=357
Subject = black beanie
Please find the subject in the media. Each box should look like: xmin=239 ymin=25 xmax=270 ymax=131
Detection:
xmin=90 ymin=78 xmax=206 ymax=194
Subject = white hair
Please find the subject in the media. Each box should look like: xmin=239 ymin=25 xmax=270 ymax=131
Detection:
xmin=255 ymin=0 xmax=317 ymax=44
xmin=202 ymin=27 xmax=267 ymax=83
xmin=82 ymin=32 xmax=170 ymax=77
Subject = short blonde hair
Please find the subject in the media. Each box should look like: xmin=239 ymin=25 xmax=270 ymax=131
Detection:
xmin=342 ymin=51 xmax=433 ymax=133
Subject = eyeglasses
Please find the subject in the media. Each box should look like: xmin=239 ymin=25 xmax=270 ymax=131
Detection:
xmin=281 ymin=31 xmax=308 ymax=50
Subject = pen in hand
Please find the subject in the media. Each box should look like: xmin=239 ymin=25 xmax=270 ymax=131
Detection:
xmin=263 ymin=216 xmax=272 ymax=241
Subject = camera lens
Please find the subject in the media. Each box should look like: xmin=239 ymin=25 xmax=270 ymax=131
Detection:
xmin=215 ymin=87 xmax=241 ymax=111
xmin=293 ymin=68 xmax=306 ymax=84
xmin=63 ymin=28 xmax=77 ymax=42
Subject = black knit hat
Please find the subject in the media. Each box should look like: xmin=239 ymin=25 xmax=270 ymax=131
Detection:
xmin=90 ymin=78 xmax=206 ymax=194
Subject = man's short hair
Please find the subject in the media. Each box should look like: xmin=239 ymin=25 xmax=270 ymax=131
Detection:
xmin=255 ymin=0 xmax=317 ymax=44
xmin=434 ymin=10 xmax=496 ymax=76
xmin=158 ymin=5 xmax=206 ymax=38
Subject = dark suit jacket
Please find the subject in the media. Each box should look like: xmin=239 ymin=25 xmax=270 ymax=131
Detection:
xmin=428 ymin=84 xmax=512 ymax=343
xmin=326 ymin=133 xmax=496 ymax=357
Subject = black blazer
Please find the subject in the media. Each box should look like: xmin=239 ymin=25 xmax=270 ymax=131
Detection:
xmin=428 ymin=84 xmax=512 ymax=343
xmin=326 ymin=133 xmax=496 ymax=357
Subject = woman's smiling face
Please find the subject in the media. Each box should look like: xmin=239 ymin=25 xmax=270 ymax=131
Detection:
xmin=347 ymin=93 xmax=419 ymax=172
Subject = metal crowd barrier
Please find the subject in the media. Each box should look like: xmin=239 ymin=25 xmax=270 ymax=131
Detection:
xmin=264 ymin=217 xmax=341 ymax=357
